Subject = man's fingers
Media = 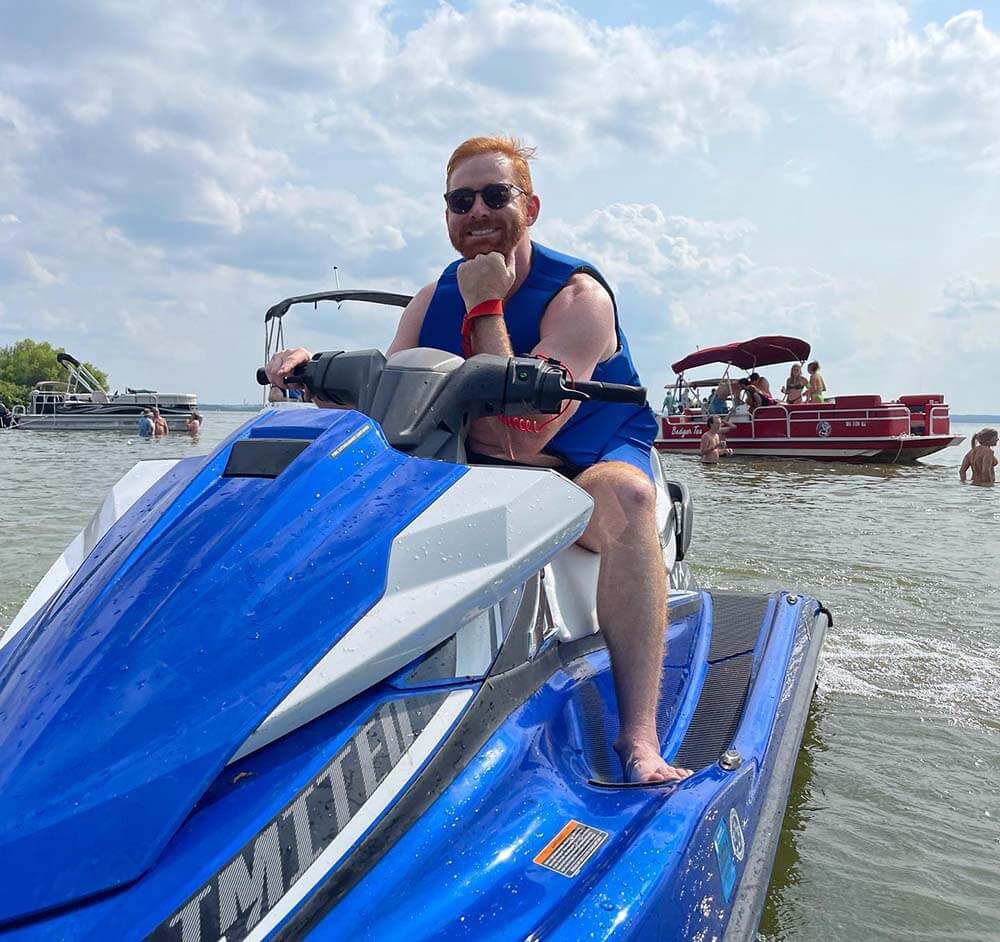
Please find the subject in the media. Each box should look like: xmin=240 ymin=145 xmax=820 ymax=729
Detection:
xmin=264 ymin=347 xmax=312 ymax=388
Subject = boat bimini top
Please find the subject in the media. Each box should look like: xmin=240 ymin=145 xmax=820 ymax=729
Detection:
xmin=671 ymin=336 xmax=811 ymax=374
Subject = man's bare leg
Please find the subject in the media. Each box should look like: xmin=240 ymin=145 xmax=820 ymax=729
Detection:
xmin=574 ymin=462 xmax=692 ymax=784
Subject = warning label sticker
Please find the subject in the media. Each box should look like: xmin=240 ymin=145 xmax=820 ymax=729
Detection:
xmin=533 ymin=820 xmax=609 ymax=878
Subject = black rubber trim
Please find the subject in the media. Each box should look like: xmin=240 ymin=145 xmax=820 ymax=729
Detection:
xmin=673 ymin=654 xmax=754 ymax=770
xmin=223 ymin=438 xmax=310 ymax=478
xmin=723 ymin=608 xmax=830 ymax=942
xmin=707 ymin=591 xmax=771 ymax=662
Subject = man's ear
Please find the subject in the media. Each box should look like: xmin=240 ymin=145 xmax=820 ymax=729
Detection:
xmin=525 ymin=193 xmax=541 ymax=227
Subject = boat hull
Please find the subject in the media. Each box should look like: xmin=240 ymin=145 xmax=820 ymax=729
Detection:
xmin=655 ymin=434 xmax=964 ymax=463
xmin=12 ymin=413 xmax=193 ymax=432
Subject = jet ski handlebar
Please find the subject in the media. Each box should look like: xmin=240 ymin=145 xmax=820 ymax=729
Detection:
xmin=257 ymin=350 xmax=645 ymax=461
xmin=256 ymin=352 xmax=647 ymax=411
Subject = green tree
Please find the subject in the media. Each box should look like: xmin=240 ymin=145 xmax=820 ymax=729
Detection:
xmin=0 ymin=340 xmax=109 ymax=408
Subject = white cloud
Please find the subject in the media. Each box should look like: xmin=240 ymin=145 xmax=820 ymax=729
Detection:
xmin=716 ymin=1 xmax=1000 ymax=171
xmin=933 ymin=273 xmax=1000 ymax=319
xmin=1 ymin=1 xmax=998 ymax=408
xmin=544 ymin=203 xmax=755 ymax=296
xmin=315 ymin=0 xmax=767 ymax=162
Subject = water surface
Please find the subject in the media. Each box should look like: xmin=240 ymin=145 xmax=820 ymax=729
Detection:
xmin=0 ymin=415 xmax=997 ymax=939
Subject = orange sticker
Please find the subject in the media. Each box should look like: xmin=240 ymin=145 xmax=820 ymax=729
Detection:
xmin=533 ymin=820 xmax=609 ymax=877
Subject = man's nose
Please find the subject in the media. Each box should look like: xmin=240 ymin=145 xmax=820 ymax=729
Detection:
xmin=468 ymin=193 xmax=494 ymax=215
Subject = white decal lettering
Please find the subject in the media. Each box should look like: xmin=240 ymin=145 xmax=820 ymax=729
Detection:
xmin=168 ymin=885 xmax=211 ymax=942
xmin=218 ymin=823 xmax=284 ymax=934
xmin=280 ymin=784 xmax=318 ymax=883
xmin=354 ymin=716 xmax=385 ymax=795
xmin=317 ymin=747 xmax=355 ymax=831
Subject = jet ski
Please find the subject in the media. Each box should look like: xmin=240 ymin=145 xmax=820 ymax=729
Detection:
xmin=0 ymin=292 xmax=829 ymax=942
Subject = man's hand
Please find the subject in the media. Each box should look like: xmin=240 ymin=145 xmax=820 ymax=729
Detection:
xmin=263 ymin=347 xmax=334 ymax=409
xmin=457 ymin=252 xmax=516 ymax=311
xmin=264 ymin=347 xmax=313 ymax=390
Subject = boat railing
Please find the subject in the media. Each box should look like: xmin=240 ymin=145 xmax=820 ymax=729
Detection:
xmin=663 ymin=400 xmax=916 ymax=438
xmin=926 ymin=403 xmax=951 ymax=436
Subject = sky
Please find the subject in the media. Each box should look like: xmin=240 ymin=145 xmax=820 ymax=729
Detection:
xmin=1 ymin=0 xmax=998 ymax=410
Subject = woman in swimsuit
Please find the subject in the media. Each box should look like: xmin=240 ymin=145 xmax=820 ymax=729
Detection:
xmin=783 ymin=363 xmax=808 ymax=404
xmin=960 ymin=428 xmax=998 ymax=485
xmin=807 ymin=360 xmax=827 ymax=403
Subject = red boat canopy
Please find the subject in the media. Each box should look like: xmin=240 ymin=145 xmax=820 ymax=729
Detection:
xmin=671 ymin=336 xmax=811 ymax=373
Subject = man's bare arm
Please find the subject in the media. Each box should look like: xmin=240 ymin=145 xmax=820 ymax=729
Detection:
xmin=386 ymin=283 xmax=436 ymax=356
xmin=469 ymin=273 xmax=617 ymax=459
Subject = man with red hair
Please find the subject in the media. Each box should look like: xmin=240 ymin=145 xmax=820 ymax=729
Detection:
xmin=267 ymin=136 xmax=688 ymax=783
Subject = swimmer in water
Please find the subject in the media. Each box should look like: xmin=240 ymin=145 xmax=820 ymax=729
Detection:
xmin=700 ymin=415 xmax=736 ymax=464
xmin=959 ymin=428 xmax=997 ymax=485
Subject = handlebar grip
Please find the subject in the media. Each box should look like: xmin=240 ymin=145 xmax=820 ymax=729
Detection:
xmin=573 ymin=380 xmax=647 ymax=405
xmin=256 ymin=365 xmax=310 ymax=387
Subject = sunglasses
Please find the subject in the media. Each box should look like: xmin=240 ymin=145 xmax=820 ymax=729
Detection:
xmin=443 ymin=183 xmax=528 ymax=215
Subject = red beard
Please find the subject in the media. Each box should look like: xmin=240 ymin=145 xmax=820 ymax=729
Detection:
xmin=449 ymin=210 xmax=527 ymax=259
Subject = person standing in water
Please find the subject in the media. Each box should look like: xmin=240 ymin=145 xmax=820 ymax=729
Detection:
xmin=186 ymin=412 xmax=202 ymax=438
xmin=152 ymin=407 xmax=169 ymax=437
xmin=806 ymin=361 xmax=827 ymax=403
xmin=783 ymin=363 xmax=808 ymax=404
xmin=960 ymin=428 xmax=997 ymax=484
xmin=700 ymin=415 xmax=735 ymax=464
xmin=137 ymin=409 xmax=155 ymax=438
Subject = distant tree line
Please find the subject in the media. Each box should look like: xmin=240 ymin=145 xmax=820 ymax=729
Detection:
xmin=0 ymin=339 xmax=109 ymax=408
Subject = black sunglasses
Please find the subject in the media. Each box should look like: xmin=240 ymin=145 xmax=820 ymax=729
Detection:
xmin=443 ymin=183 xmax=528 ymax=214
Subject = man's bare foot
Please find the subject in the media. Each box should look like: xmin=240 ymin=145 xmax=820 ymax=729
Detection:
xmin=616 ymin=741 xmax=692 ymax=784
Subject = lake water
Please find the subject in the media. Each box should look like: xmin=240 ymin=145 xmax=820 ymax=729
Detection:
xmin=1 ymin=414 xmax=997 ymax=939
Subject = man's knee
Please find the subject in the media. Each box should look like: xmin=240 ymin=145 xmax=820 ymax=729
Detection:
xmin=580 ymin=462 xmax=657 ymax=527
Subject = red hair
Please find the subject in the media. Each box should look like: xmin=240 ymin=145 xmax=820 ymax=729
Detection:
xmin=446 ymin=136 xmax=536 ymax=192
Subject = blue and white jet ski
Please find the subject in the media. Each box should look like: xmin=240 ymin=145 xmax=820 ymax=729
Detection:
xmin=0 ymin=292 xmax=829 ymax=942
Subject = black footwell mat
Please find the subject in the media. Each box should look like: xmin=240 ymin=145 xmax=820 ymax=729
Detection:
xmin=673 ymin=654 xmax=754 ymax=770
xmin=576 ymin=681 xmax=620 ymax=783
xmin=707 ymin=591 xmax=771 ymax=662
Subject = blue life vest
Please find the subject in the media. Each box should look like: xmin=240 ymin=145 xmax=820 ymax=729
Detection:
xmin=418 ymin=242 xmax=657 ymax=468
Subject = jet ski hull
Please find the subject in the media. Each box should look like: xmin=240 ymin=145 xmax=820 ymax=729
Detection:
xmin=0 ymin=589 xmax=826 ymax=941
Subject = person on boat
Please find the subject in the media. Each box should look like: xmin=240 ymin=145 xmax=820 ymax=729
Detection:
xmin=707 ymin=381 xmax=733 ymax=415
xmin=748 ymin=373 xmax=775 ymax=406
xmin=960 ymin=428 xmax=997 ymax=484
xmin=137 ymin=409 xmax=155 ymax=438
xmin=739 ymin=377 xmax=767 ymax=410
xmin=806 ymin=361 xmax=827 ymax=403
xmin=265 ymin=135 xmax=689 ymax=784
xmin=782 ymin=364 xmax=808 ymax=404
xmin=700 ymin=415 xmax=735 ymax=464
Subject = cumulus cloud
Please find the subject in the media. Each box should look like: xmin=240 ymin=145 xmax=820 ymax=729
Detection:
xmin=715 ymin=1 xmax=1000 ymax=172
xmin=543 ymin=202 xmax=850 ymax=345
xmin=1 ymin=0 xmax=998 ymax=407
xmin=544 ymin=203 xmax=755 ymax=296
xmin=933 ymin=274 xmax=1000 ymax=319
xmin=314 ymin=0 xmax=767 ymax=161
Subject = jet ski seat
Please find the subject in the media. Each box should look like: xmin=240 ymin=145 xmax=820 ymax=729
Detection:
xmin=545 ymin=450 xmax=690 ymax=644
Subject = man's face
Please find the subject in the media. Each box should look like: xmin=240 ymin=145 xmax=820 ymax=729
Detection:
xmin=445 ymin=152 xmax=539 ymax=259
